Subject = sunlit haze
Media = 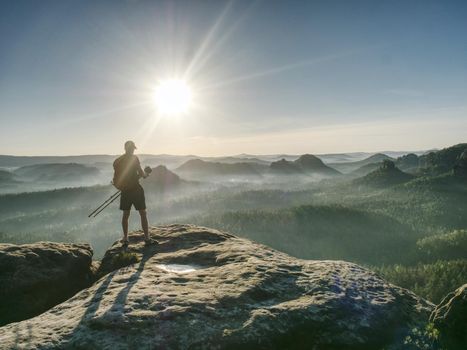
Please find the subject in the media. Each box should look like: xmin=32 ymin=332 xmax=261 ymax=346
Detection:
xmin=1 ymin=0 xmax=466 ymax=156
xmin=154 ymin=79 xmax=192 ymax=115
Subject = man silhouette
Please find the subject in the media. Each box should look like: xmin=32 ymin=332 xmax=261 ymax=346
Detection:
xmin=113 ymin=141 xmax=156 ymax=247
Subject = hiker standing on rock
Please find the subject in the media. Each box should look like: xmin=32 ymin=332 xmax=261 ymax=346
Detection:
xmin=113 ymin=141 xmax=157 ymax=247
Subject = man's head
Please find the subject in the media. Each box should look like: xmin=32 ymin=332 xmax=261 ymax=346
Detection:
xmin=124 ymin=140 xmax=137 ymax=155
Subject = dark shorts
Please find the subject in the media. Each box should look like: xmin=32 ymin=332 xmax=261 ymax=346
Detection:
xmin=120 ymin=185 xmax=146 ymax=211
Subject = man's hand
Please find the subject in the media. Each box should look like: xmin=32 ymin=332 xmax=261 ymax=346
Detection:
xmin=143 ymin=166 xmax=152 ymax=178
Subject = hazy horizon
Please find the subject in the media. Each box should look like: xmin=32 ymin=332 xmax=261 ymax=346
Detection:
xmin=0 ymin=145 xmax=437 ymax=158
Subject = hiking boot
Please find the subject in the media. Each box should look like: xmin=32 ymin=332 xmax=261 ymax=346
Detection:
xmin=144 ymin=238 xmax=159 ymax=246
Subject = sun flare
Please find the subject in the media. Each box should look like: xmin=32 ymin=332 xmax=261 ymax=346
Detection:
xmin=154 ymin=79 xmax=192 ymax=115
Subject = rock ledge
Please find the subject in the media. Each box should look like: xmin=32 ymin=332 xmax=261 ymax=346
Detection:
xmin=0 ymin=242 xmax=93 ymax=326
xmin=0 ymin=225 xmax=432 ymax=349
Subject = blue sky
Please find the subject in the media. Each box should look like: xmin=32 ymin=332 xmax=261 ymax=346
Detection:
xmin=1 ymin=0 xmax=466 ymax=156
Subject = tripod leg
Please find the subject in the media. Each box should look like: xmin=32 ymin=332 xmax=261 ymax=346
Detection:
xmin=92 ymin=193 xmax=122 ymax=217
xmin=89 ymin=190 xmax=120 ymax=216
xmin=88 ymin=190 xmax=121 ymax=217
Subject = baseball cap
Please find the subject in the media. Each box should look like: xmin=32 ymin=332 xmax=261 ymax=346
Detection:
xmin=124 ymin=140 xmax=137 ymax=151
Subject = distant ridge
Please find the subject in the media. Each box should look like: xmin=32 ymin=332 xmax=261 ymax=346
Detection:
xmin=0 ymin=170 xmax=17 ymax=182
xmin=176 ymin=159 xmax=264 ymax=179
xmin=350 ymin=162 xmax=381 ymax=177
xmin=13 ymin=163 xmax=100 ymax=182
xmin=329 ymin=153 xmax=394 ymax=174
xmin=351 ymin=154 xmax=422 ymax=177
xmin=270 ymin=158 xmax=301 ymax=174
xmin=0 ymin=155 xmax=116 ymax=167
xmin=418 ymin=143 xmax=467 ymax=176
xmin=355 ymin=160 xmax=414 ymax=187
xmin=396 ymin=153 xmax=420 ymax=173
xmin=348 ymin=144 xmax=467 ymax=177
xmin=0 ymin=170 xmax=20 ymax=186
xmin=202 ymin=156 xmax=269 ymax=165
xmin=1 ymin=150 xmax=430 ymax=168
xmin=270 ymin=154 xmax=341 ymax=176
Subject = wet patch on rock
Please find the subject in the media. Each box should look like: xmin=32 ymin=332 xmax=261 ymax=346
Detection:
xmin=156 ymin=263 xmax=202 ymax=273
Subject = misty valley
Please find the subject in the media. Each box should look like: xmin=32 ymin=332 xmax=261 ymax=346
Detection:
xmin=1 ymin=143 xmax=466 ymax=306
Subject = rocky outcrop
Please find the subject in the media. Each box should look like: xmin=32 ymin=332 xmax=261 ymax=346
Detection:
xmin=145 ymin=165 xmax=182 ymax=189
xmin=329 ymin=153 xmax=394 ymax=174
xmin=396 ymin=153 xmax=419 ymax=173
xmin=430 ymin=283 xmax=467 ymax=349
xmin=355 ymin=160 xmax=414 ymax=188
xmin=294 ymin=154 xmax=341 ymax=176
xmin=270 ymin=155 xmax=340 ymax=176
xmin=270 ymin=158 xmax=301 ymax=174
xmin=0 ymin=225 xmax=433 ymax=349
xmin=419 ymin=143 xmax=467 ymax=175
xmin=0 ymin=242 xmax=93 ymax=326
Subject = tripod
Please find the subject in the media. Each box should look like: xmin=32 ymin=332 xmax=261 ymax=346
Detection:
xmin=88 ymin=190 xmax=121 ymax=217
xmin=88 ymin=165 xmax=152 ymax=218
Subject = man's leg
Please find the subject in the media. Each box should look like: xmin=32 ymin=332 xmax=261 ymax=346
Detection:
xmin=122 ymin=210 xmax=131 ymax=242
xmin=139 ymin=209 xmax=149 ymax=240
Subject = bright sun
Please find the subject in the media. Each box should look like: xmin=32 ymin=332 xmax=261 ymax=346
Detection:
xmin=154 ymin=79 xmax=192 ymax=115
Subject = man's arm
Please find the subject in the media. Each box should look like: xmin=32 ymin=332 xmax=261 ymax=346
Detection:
xmin=113 ymin=156 xmax=120 ymax=170
xmin=135 ymin=156 xmax=148 ymax=178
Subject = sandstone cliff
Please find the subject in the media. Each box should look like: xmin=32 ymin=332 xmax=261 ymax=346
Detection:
xmin=0 ymin=242 xmax=93 ymax=326
xmin=0 ymin=225 xmax=433 ymax=349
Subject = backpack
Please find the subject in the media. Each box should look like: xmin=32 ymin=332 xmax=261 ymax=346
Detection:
xmin=113 ymin=156 xmax=136 ymax=191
